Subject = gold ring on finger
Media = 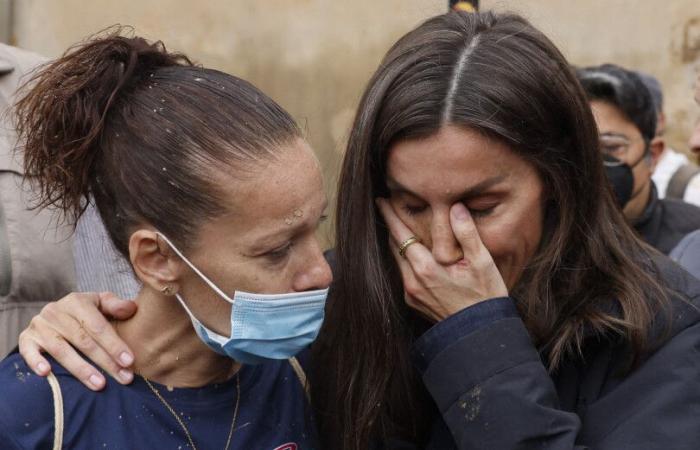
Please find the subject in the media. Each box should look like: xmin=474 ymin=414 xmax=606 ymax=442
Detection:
xmin=398 ymin=236 xmax=421 ymax=258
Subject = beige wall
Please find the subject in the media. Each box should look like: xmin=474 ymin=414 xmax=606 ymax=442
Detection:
xmin=7 ymin=0 xmax=448 ymax=246
xmin=484 ymin=0 xmax=700 ymax=155
xmin=5 ymin=0 xmax=700 ymax=245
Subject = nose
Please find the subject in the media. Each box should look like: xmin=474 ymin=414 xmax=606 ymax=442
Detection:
xmin=293 ymin=237 xmax=333 ymax=292
xmin=689 ymin=121 xmax=700 ymax=155
xmin=430 ymin=207 xmax=463 ymax=266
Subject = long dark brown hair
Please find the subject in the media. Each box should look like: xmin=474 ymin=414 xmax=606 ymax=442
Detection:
xmin=14 ymin=27 xmax=300 ymax=254
xmin=313 ymin=11 xmax=668 ymax=448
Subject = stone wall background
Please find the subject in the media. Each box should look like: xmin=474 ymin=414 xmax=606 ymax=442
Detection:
xmin=3 ymin=0 xmax=699 ymax=246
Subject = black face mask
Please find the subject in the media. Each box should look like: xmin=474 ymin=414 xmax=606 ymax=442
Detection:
xmin=603 ymin=152 xmax=648 ymax=208
xmin=603 ymin=155 xmax=634 ymax=207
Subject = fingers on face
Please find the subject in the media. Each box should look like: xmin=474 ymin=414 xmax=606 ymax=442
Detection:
xmin=388 ymin=239 xmax=427 ymax=301
xmin=376 ymin=198 xmax=412 ymax=242
xmin=389 ymin=239 xmax=417 ymax=282
xmin=378 ymin=198 xmax=490 ymax=264
xmin=450 ymin=203 xmax=489 ymax=260
xmin=377 ymin=197 xmax=433 ymax=261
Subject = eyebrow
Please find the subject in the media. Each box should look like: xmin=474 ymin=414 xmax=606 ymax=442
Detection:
xmin=599 ymin=132 xmax=630 ymax=140
xmin=386 ymin=175 xmax=507 ymax=201
xmin=248 ymin=199 xmax=329 ymax=252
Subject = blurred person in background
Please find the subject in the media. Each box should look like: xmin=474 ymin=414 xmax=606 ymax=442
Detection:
xmin=689 ymin=70 xmax=700 ymax=157
xmin=0 ymin=43 xmax=75 ymax=356
xmin=690 ymin=117 xmax=700 ymax=157
xmin=1 ymin=42 xmax=136 ymax=358
xmin=73 ymin=201 xmax=141 ymax=298
xmin=19 ymin=12 xmax=700 ymax=449
xmin=638 ymin=72 xmax=700 ymax=206
xmin=578 ymin=64 xmax=700 ymax=258
xmin=449 ymin=0 xmax=478 ymax=12
xmin=670 ymin=70 xmax=700 ymax=277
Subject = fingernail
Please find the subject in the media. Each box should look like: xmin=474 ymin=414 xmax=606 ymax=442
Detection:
xmin=37 ymin=362 xmax=49 ymax=374
xmin=119 ymin=352 xmax=134 ymax=366
xmin=118 ymin=369 xmax=133 ymax=383
xmin=452 ymin=203 xmax=468 ymax=220
xmin=89 ymin=374 xmax=104 ymax=389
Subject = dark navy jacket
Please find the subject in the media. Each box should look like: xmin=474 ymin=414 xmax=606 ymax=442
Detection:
xmin=389 ymin=254 xmax=700 ymax=449
xmin=670 ymin=229 xmax=700 ymax=280
xmin=635 ymin=183 xmax=700 ymax=255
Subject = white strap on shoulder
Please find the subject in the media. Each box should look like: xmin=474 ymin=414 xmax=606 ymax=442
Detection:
xmin=288 ymin=356 xmax=310 ymax=402
xmin=46 ymin=372 xmax=64 ymax=450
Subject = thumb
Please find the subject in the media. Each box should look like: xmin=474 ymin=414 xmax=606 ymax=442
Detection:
xmin=98 ymin=291 xmax=138 ymax=319
xmin=450 ymin=203 xmax=484 ymax=257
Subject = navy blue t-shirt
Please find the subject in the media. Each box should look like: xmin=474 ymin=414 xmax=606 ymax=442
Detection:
xmin=0 ymin=352 xmax=317 ymax=449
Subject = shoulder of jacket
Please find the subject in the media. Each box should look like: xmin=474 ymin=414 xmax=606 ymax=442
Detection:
xmin=659 ymin=197 xmax=700 ymax=222
xmin=650 ymin=253 xmax=700 ymax=331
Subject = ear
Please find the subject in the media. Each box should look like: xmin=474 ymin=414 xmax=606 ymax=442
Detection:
xmin=648 ymin=137 xmax=665 ymax=171
xmin=656 ymin=111 xmax=667 ymax=137
xmin=129 ymin=229 xmax=183 ymax=295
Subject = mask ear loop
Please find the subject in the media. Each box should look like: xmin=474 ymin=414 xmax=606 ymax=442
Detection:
xmin=155 ymin=232 xmax=235 ymax=305
xmin=156 ymin=233 xmax=232 ymax=343
xmin=173 ymin=289 xmax=230 ymax=345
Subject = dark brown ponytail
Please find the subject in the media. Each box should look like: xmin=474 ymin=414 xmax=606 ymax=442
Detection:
xmin=16 ymin=27 xmax=190 ymax=222
xmin=15 ymin=27 xmax=300 ymax=256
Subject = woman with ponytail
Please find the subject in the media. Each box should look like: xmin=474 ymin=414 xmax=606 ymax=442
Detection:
xmin=0 ymin=28 xmax=331 ymax=449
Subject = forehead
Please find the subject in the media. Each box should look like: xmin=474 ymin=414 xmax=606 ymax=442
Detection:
xmin=210 ymin=139 xmax=326 ymax=236
xmin=386 ymin=126 xmax=522 ymax=196
xmin=589 ymin=100 xmax=639 ymax=135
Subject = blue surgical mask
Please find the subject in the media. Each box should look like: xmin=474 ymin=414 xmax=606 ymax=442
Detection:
xmin=157 ymin=233 xmax=328 ymax=365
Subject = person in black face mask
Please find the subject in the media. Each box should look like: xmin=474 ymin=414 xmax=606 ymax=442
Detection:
xmin=578 ymin=64 xmax=700 ymax=257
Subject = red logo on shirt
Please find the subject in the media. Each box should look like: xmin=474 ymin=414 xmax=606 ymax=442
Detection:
xmin=273 ymin=444 xmax=298 ymax=450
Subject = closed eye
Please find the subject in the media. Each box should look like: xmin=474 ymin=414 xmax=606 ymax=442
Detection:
xmin=264 ymin=212 xmax=326 ymax=264
xmin=469 ymin=205 xmax=496 ymax=218
xmin=265 ymin=242 xmax=293 ymax=263
xmin=401 ymin=204 xmax=427 ymax=217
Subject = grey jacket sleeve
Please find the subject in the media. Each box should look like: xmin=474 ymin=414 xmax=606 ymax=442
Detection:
xmin=670 ymin=229 xmax=700 ymax=280
xmin=73 ymin=202 xmax=141 ymax=299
